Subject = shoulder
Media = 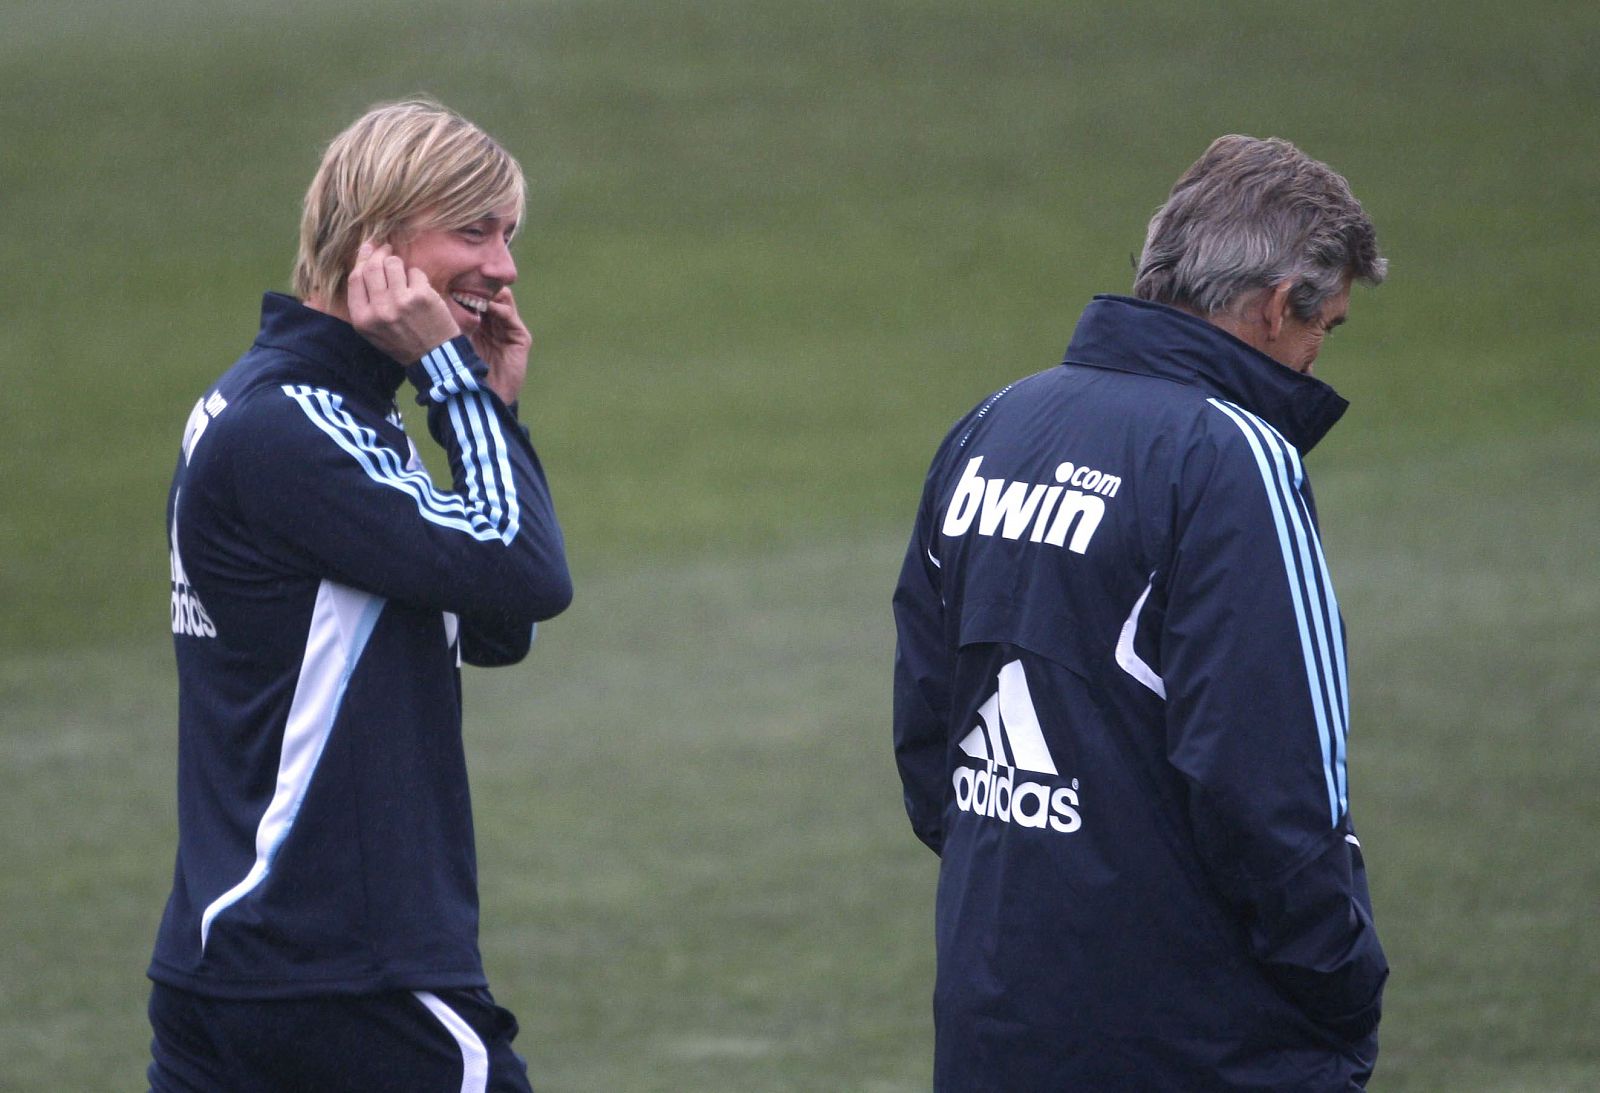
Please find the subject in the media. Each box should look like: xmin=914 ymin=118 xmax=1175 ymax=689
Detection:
xmin=1165 ymin=399 xmax=1311 ymax=535
xmin=199 ymin=379 xmax=320 ymax=449
xmin=193 ymin=375 xmax=395 ymax=493
xmin=1194 ymin=397 xmax=1305 ymax=486
xmin=931 ymin=366 xmax=1066 ymax=463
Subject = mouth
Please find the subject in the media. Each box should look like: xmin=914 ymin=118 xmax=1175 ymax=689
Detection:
xmin=450 ymin=291 xmax=491 ymax=323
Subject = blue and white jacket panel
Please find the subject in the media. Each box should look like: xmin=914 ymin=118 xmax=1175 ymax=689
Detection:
xmin=893 ymin=295 xmax=1386 ymax=1089
xmin=152 ymin=293 xmax=572 ymax=999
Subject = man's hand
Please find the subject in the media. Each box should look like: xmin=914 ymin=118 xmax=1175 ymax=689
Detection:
xmin=472 ymin=287 xmax=532 ymax=406
xmin=347 ymin=242 xmax=460 ymax=365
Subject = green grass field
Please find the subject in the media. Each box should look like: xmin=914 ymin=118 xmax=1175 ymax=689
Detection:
xmin=3 ymin=1 xmax=1597 ymax=1088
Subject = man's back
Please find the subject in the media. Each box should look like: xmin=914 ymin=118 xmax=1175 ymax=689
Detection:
xmin=894 ymin=297 xmax=1384 ymax=1090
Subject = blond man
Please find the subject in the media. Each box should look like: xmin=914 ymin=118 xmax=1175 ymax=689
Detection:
xmin=146 ymin=100 xmax=571 ymax=1091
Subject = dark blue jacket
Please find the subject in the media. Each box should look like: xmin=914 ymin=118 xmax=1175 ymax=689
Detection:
xmin=893 ymin=296 xmax=1386 ymax=1090
xmin=150 ymin=293 xmax=571 ymax=998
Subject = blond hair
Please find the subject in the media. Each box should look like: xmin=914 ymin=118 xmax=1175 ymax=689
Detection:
xmin=292 ymin=99 xmax=525 ymax=303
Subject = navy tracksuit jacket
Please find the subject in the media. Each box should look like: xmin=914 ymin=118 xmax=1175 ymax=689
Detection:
xmin=893 ymin=295 xmax=1387 ymax=1090
xmin=151 ymin=293 xmax=571 ymax=999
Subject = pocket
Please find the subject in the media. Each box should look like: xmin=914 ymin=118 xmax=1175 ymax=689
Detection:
xmin=445 ymin=987 xmax=522 ymax=1042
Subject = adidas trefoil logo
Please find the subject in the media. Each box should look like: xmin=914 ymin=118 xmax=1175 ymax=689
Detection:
xmin=953 ymin=660 xmax=1081 ymax=834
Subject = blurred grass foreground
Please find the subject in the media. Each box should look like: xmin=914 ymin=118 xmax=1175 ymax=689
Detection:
xmin=2 ymin=1 xmax=1597 ymax=1089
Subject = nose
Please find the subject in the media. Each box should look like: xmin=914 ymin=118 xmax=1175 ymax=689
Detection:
xmin=482 ymin=235 xmax=517 ymax=287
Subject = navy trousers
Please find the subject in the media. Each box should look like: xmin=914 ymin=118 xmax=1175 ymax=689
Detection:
xmin=147 ymin=981 xmax=534 ymax=1092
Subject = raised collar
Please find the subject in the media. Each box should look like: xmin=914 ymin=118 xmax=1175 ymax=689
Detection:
xmin=1062 ymin=294 xmax=1348 ymax=452
xmin=252 ymin=292 xmax=407 ymax=405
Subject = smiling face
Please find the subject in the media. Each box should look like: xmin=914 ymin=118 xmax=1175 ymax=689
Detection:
xmin=391 ymin=204 xmax=520 ymax=335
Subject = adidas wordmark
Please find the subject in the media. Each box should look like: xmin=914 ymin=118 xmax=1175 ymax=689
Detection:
xmin=953 ymin=660 xmax=1081 ymax=834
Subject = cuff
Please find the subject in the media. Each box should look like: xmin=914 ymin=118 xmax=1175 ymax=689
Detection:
xmin=406 ymin=336 xmax=488 ymax=405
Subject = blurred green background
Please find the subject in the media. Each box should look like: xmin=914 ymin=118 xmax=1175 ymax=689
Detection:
xmin=2 ymin=1 xmax=1597 ymax=1088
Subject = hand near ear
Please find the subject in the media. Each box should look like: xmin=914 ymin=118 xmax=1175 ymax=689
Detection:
xmin=471 ymin=288 xmax=532 ymax=405
xmin=347 ymin=242 xmax=460 ymax=364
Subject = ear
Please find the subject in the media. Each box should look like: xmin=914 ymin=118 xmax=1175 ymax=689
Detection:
xmin=1262 ymin=281 xmax=1294 ymax=342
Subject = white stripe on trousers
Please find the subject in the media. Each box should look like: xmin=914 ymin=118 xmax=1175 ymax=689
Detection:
xmin=414 ymin=991 xmax=490 ymax=1093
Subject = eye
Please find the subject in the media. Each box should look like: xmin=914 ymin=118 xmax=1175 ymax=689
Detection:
xmin=459 ymin=224 xmax=488 ymax=241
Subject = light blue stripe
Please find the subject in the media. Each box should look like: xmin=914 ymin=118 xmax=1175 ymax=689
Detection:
xmin=284 ymin=386 xmax=506 ymax=541
xmin=446 ymin=389 xmax=519 ymax=540
xmin=200 ymin=586 xmax=385 ymax=949
xmin=300 ymin=387 xmax=486 ymax=530
xmin=419 ymin=346 xmax=444 ymax=392
xmin=313 ymin=390 xmax=433 ymax=494
xmin=1273 ymin=432 xmax=1351 ymax=813
xmin=472 ymin=390 xmax=520 ymax=539
xmin=1293 ymin=482 xmax=1350 ymax=811
xmin=455 ymin=392 xmax=504 ymax=524
xmin=1208 ymin=399 xmax=1341 ymax=826
xmin=1216 ymin=401 xmax=1346 ymax=822
xmin=1249 ymin=415 xmax=1348 ymax=812
xmin=441 ymin=340 xmax=481 ymax=394
xmin=445 ymin=396 xmax=494 ymax=524
xmin=445 ymin=391 xmax=513 ymax=536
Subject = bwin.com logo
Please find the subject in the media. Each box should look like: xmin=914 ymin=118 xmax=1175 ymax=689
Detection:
xmin=953 ymin=660 xmax=1081 ymax=834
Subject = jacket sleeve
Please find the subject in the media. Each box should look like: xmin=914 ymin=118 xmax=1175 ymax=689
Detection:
xmin=1160 ymin=409 xmax=1386 ymax=1041
xmin=892 ymin=470 xmax=953 ymax=855
xmin=233 ymin=337 xmax=573 ymax=629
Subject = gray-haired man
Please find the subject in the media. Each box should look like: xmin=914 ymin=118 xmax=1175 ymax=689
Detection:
xmin=893 ymin=135 xmax=1388 ymax=1089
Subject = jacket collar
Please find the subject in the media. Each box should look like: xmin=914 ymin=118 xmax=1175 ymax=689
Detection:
xmin=253 ymin=292 xmax=407 ymax=405
xmin=1062 ymin=294 xmax=1348 ymax=452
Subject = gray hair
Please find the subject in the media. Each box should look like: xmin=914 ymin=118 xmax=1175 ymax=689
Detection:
xmin=1132 ymin=135 xmax=1386 ymax=320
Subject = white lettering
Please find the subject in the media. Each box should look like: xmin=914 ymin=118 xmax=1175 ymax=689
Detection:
xmin=1011 ymin=781 xmax=1051 ymax=828
xmin=978 ymin=479 xmax=1050 ymax=540
xmin=181 ymin=390 xmax=229 ymax=465
xmin=990 ymin=765 xmax=1013 ymax=821
xmin=1029 ymin=486 xmax=1063 ymax=542
xmin=954 ymin=766 xmax=975 ymax=810
xmin=171 ymin=586 xmax=218 ymax=638
xmin=1043 ymin=491 xmax=1106 ymax=554
xmin=950 ymin=765 xmax=1083 ymax=836
xmin=169 ymin=488 xmax=217 ymax=639
xmin=181 ymin=398 xmax=210 ymax=465
xmin=1049 ymin=787 xmax=1082 ymax=833
xmin=942 ymin=457 xmax=987 ymax=536
xmin=943 ymin=453 xmax=1120 ymax=553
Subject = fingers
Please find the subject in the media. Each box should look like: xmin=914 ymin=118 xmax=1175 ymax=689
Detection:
xmin=483 ymin=287 xmax=528 ymax=335
xmin=350 ymin=242 xmax=407 ymax=287
xmin=359 ymin=246 xmax=402 ymax=294
xmin=381 ymin=255 xmax=407 ymax=291
xmin=349 ymin=242 xmax=419 ymax=317
xmin=344 ymin=240 xmax=460 ymax=362
xmin=348 ymin=242 xmax=392 ymax=317
xmin=347 ymin=242 xmax=374 ymax=312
